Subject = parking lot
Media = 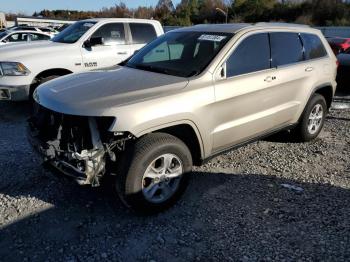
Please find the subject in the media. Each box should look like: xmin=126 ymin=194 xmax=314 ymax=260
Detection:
xmin=0 ymin=88 xmax=348 ymax=261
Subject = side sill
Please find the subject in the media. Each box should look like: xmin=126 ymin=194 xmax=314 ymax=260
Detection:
xmin=199 ymin=123 xmax=297 ymax=166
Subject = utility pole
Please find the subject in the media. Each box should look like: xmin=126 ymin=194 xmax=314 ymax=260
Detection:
xmin=215 ymin=7 xmax=228 ymax=24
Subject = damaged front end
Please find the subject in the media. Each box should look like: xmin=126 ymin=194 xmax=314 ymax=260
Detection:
xmin=28 ymin=104 xmax=132 ymax=186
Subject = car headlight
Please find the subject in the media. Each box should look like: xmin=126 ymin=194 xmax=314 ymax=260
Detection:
xmin=0 ymin=62 xmax=31 ymax=76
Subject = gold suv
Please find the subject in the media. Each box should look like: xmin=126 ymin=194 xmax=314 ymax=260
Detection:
xmin=28 ymin=23 xmax=337 ymax=213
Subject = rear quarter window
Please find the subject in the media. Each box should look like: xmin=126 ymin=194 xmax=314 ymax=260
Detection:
xmin=270 ymin=32 xmax=304 ymax=67
xmin=300 ymin=33 xmax=328 ymax=60
xmin=130 ymin=23 xmax=157 ymax=44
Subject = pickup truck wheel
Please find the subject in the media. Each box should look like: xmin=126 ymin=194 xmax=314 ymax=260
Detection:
xmin=116 ymin=133 xmax=192 ymax=213
xmin=293 ymin=94 xmax=327 ymax=142
xmin=29 ymin=75 xmax=60 ymax=102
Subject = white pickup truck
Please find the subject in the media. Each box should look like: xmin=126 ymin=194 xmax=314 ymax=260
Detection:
xmin=0 ymin=18 xmax=164 ymax=101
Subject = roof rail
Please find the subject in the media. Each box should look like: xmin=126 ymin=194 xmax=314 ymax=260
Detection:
xmin=255 ymin=22 xmax=310 ymax=28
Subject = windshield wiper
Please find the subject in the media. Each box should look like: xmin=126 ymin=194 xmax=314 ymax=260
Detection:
xmin=127 ymin=63 xmax=172 ymax=75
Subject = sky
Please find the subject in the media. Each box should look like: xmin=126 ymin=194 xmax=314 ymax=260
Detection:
xmin=1 ymin=0 xmax=181 ymax=15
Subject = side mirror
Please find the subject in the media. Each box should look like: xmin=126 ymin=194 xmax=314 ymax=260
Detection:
xmin=84 ymin=36 xmax=104 ymax=48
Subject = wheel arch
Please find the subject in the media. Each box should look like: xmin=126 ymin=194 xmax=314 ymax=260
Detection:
xmin=136 ymin=121 xmax=205 ymax=166
xmin=30 ymin=68 xmax=73 ymax=93
xmin=311 ymin=83 xmax=334 ymax=110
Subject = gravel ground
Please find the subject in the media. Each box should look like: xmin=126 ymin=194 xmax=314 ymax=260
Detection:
xmin=0 ymin=90 xmax=349 ymax=262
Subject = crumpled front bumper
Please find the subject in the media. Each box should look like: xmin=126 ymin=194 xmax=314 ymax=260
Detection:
xmin=27 ymin=117 xmax=106 ymax=187
xmin=27 ymin=125 xmax=90 ymax=185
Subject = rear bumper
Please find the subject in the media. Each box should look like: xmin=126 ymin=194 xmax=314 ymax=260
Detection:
xmin=0 ymin=85 xmax=30 ymax=101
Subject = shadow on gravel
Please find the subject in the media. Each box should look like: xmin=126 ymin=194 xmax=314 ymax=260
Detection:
xmin=0 ymin=171 xmax=349 ymax=261
xmin=0 ymin=101 xmax=31 ymax=122
xmin=261 ymin=130 xmax=296 ymax=143
xmin=327 ymin=115 xmax=350 ymax=122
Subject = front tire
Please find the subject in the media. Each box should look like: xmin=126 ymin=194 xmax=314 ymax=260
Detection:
xmin=116 ymin=133 xmax=192 ymax=214
xmin=293 ymin=94 xmax=327 ymax=142
xmin=29 ymin=75 xmax=60 ymax=102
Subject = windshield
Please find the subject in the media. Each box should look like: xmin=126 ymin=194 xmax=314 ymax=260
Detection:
xmin=126 ymin=31 xmax=233 ymax=77
xmin=52 ymin=21 xmax=97 ymax=44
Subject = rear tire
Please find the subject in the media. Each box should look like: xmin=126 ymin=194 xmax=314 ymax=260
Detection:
xmin=115 ymin=133 xmax=192 ymax=214
xmin=292 ymin=94 xmax=327 ymax=142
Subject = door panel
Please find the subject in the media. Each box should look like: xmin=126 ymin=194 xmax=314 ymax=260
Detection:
xmin=211 ymin=32 xmax=310 ymax=153
xmin=213 ymin=70 xmax=283 ymax=151
xmin=81 ymin=23 xmax=134 ymax=70
xmin=81 ymin=44 xmax=133 ymax=69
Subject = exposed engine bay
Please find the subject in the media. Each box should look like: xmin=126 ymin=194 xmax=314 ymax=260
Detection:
xmin=28 ymin=104 xmax=133 ymax=186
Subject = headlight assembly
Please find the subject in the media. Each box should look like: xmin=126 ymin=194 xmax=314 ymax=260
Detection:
xmin=0 ymin=62 xmax=31 ymax=76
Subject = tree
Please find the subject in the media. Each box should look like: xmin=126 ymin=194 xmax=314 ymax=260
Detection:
xmin=156 ymin=0 xmax=176 ymax=12
xmin=232 ymin=0 xmax=277 ymax=22
xmin=26 ymin=0 xmax=350 ymax=27
xmin=311 ymin=0 xmax=347 ymax=26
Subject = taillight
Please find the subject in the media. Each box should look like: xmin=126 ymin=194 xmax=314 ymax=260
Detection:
xmin=336 ymin=60 xmax=339 ymax=68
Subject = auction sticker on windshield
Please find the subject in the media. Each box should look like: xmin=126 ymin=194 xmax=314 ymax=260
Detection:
xmin=198 ymin=34 xmax=227 ymax=42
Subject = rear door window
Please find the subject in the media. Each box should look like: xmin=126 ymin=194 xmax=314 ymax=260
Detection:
xmin=130 ymin=23 xmax=157 ymax=44
xmin=300 ymin=33 xmax=328 ymax=60
xmin=270 ymin=32 xmax=304 ymax=67
xmin=92 ymin=23 xmax=126 ymax=45
xmin=7 ymin=33 xmax=28 ymax=42
xmin=226 ymin=33 xmax=270 ymax=77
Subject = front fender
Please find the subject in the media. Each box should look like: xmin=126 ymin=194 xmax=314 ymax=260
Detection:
xmin=134 ymin=119 xmax=205 ymax=158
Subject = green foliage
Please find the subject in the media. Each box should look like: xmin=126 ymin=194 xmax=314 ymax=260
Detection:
xmin=10 ymin=0 xmax=350 ymax=26
xmin=233 ymin=0 xmax=276 ymax=22
xmin=311 ymin=0 xmax=348 ymax=26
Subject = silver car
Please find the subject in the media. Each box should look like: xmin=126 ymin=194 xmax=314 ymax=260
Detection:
xmin=28 ymin=23 xmax=337 ymax=213
xmin=0 ymin=30 xmax=51 ymax=45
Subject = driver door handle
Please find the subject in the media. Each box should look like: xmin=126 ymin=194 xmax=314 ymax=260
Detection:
xmin=117 ymin=52 xmax=127 ymax=55
xmin=305 ymin=67 xmax=314 ymax=72
xmin=264 ymin=76 xmax=276 ymax=82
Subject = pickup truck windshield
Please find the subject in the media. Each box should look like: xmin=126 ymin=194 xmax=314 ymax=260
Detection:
xmin=126 ymin=31 xmax=233 ymax=77
xmin=52 ymin=21 xmax=97 ymax=44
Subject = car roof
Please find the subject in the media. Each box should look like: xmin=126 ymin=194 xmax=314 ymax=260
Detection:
xmin=6 ymin=30 xmax=50 ymax=35
xmin=82 ymin=18 xmax=161 ymax=24
xmin=175 ymin=23 xmax=252 ymax=33
xmin=172 ymin=22 xmax=315 ymax=34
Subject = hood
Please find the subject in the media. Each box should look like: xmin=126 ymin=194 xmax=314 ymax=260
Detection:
xmin=0 ymin=41 xmax=71 ymax=60
xmin=337 ymin=53 xmax=350 ymax=66
xmin=36 ymin=66 xmax=189 ymax=116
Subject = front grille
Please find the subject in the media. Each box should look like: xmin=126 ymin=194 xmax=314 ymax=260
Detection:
xmin=30 ymin=104 xmax=93 ymax=152
xmin=30 ymin=104 xmax=116 ymax=151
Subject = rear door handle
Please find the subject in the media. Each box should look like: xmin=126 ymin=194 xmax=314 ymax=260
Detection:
xmin=305 ymin=67 xmax=314 ymax=72
xmin=264 ymin=76 xmax=276 ymax=82
xmin=117 ymin=52 xmax=127 ymax=55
